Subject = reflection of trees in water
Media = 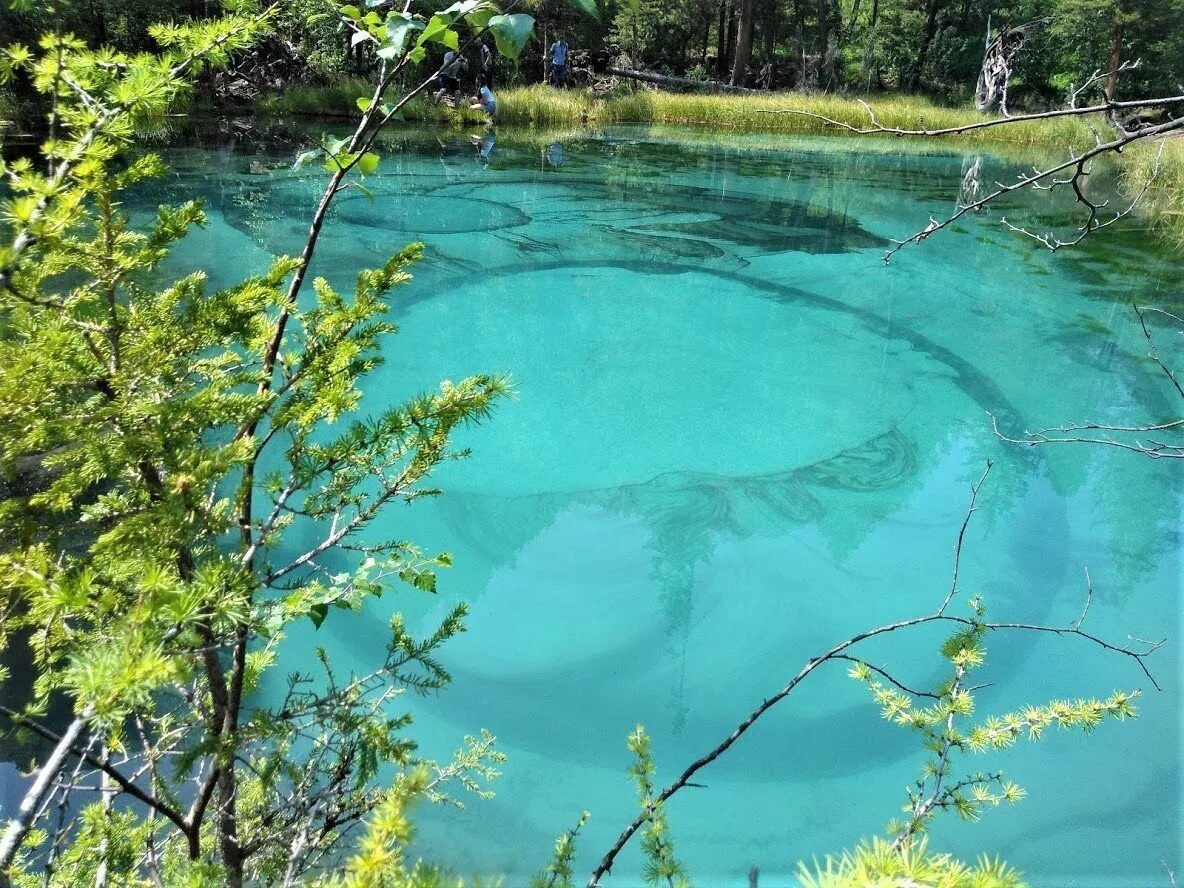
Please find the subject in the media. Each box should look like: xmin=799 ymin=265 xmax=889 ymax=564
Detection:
xmin=602 ymin=428 xmax=918 ymax=730
xmin=422 ymin=417 xmax=1081 ymax=769
xmin=438 ymin=429 xmax=928 ymax=731
xmin=130 ymin=135 xmax=1178 ymax=732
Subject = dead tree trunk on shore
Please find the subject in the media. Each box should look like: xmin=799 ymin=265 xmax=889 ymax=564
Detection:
xmin=975 ymin=18 xmax=1050 ymax=113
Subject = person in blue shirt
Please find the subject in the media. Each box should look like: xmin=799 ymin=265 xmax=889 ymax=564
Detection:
xmin=471 ymin=85 xmax=496 ymax=115
xmin=548 ymin=37 xmax=570 ymax=87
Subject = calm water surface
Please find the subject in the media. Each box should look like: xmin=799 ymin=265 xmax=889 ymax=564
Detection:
xmin=139 ymin=125 xmax=1181 ymax=886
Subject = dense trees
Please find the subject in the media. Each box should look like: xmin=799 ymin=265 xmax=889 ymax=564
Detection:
xmin=592 ymin=0 xmax=1184 ymax=97
xmin=3 ymin=0 xmax=1182 ymax=102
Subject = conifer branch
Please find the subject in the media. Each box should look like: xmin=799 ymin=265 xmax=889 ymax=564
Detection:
xmin=585 ymin=465 xmax=1163 ymax=886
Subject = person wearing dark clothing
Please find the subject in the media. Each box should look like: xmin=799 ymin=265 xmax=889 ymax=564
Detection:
xmin=438 ymin=53 xmax=467 ymax=99
xmin=479 ymin=41 xmax=495 ymax=88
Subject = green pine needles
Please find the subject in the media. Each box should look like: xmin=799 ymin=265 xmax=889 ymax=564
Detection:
xmin=0 ymin=0 xmax=543 ymax=884
xmin=575 ymin=568 xmax=1150 ymax=888
xmin=627 ymin=726 xmax=691 ymax=888
xmin=530 ymin=811 xmax=590 ymax=888
xmin=849 ymin=594 xmax=1138 ymax=851
xmin=796 ymin=836 xmax=1024 ymax=888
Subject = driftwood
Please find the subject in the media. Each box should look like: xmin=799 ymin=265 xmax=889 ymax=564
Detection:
xmin=974 ymin=18 xmax=1051 ymax=114
xmin=605 ymin=66 xmax=763 ymax=94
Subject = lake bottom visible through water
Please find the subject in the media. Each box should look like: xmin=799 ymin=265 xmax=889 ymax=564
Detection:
xmin=130 ymin=125 xmax=1183 ymax=886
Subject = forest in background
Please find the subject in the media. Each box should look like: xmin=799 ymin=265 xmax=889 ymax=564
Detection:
xmin=1 ymin=0 xmax=1182 ymax=884
xmin=2 ymin=0 xmax=1183 ymax=115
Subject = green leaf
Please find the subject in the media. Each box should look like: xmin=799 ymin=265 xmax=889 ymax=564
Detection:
xmin=444 ymin=0 xmax=497 ymax=30
xmin=293 ymin=149 xmax=321 ymax=169
xmin=379 ymin=13 xmax=426 ymax=59
xmin=565 ymin=0 xmax=599 ymax=17
xmin=399 ymin=565 xmax=437 ymax=593
xmin=357 ymin=96 xmax=373 ymax=112
xmin=339 ymin=4 xmax=362 ymax=18
xmin=441 ymin=0 xmax=481 ymax=13
xmin=324 ymin=151 xmax=360 ymax=173
xmin=309 ymin=603 xmax=329 ymax=629
xmin=418 ymin=13 xmax=460 ymax=49
xmin=357 ymin=152 xmax=380 ymax=175
xmin=488 ymin=13 xmax=534 ymax=61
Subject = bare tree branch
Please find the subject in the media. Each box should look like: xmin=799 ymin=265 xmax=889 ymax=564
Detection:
xmin=759 ymin=93 xmax=1184 ymax=138
xmin=880 ymin=116 xmax=1183 ymax=262
xmin=0 ymin=713 xmax=88 ymax=877
xmin=584 ymin=465 xmax=1163 ymax=886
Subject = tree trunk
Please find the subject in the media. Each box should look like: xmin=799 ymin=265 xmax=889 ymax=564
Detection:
xmin=725 ymin=5 xmax=739 ymax=74
xmin=761 ymin=0 xmax=778 ymax=78
xmin=607 ymin=66 xmax=763 ymax=93
xmin=1105 ymin=20 xmax=1124 ymax=101
xmin=731 ymin=0 xmax=756 ymax=85
xmin=716 ymin=0 xmax=730 ymax=79
xmin=816 ymin=0 xmax=830 ymax=85
xmin=791 ymin=0 xmax=806 ymax=85
xmin=974 ymin=19 xmax=1048 ymax=111
xmin=905 ymin=0 xmax=945 ymax=91
xmin=861 ymin=0 xmax=880 ymax=89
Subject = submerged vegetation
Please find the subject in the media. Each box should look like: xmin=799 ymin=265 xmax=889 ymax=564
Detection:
xmin=1 ymin=0 xmax=1182 ymax=881
xmin=264 ymin=80 xmax=1184 ymax=241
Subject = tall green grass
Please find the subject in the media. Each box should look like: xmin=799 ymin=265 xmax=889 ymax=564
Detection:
xmin=259 ymin=81 xmax=1101 ymax=150
xmin=495 ymin=86 xmax=1104 ymax=150
xmin=1125 ymin=137 xmax=1184 ymax=245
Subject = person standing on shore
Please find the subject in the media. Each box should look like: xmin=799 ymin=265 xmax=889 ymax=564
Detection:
xmin=479 ymin=39 xmax=495 ymax=89
xmin=437 ymin=52 xmax=467 ymax=103
xmin=548 ymin=36 xmax=570 ymax=87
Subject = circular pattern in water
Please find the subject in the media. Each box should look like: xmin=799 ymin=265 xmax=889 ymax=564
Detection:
xmin=334 ymin=192 xmax=530 ymax=234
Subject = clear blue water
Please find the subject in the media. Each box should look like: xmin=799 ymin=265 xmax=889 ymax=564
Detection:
xmin=141 ymin=126 xmax=1181 ymax=886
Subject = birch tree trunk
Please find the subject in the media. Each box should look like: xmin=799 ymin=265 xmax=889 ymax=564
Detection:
xmin=0 ymin=715 xmax=89 ymax=884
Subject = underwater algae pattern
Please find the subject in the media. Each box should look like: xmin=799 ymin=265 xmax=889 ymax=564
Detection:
xmin=141 ymin=130 xmax=1181 ymax=886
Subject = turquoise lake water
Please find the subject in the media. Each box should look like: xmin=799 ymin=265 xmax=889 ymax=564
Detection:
xmin=140 ymin=126 xmax=1181 ymax=886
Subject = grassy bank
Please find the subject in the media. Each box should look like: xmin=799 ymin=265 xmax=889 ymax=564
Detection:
xmin=1126 ymin=137 xmax=1184 ymax=242
xmin=257 ymin=80 xmax=1181 ymax=241
xmin=494 ymin=85 xmax=1104 ymax=149
xmin=258 ymin=81 xmax=1100 ymax=149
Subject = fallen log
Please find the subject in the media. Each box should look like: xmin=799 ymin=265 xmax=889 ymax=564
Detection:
xmin=606 ymin=66 xmax=764 ymax=94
